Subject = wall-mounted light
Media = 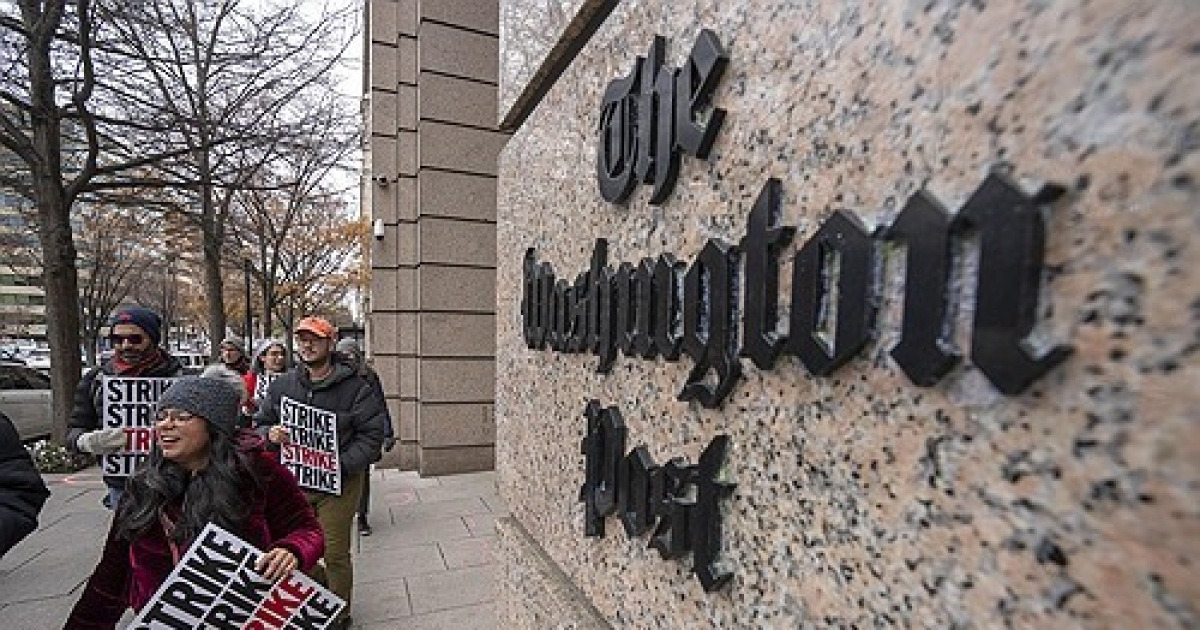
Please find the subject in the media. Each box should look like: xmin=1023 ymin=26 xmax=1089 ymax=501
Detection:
xmin=373 ymin=218 xmax=385 ymax=240
xmin=374 ymin=175 xmax=389 ymax=188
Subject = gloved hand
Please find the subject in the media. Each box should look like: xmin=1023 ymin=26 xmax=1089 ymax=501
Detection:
xmin=383 ymin=437 xmax=397 ymax=452
xmin=76 ymin=428 xmax=127 ymax=454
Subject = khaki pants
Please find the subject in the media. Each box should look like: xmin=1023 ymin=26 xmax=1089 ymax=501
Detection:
xmin=307 ymin=471 xmax=365 ymax=619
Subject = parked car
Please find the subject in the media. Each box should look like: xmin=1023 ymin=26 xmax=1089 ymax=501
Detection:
xmin=22 ymin=348 xmax=52 ymax=372
xmin=0 ymin=347 xmax=25 ymax=365
xmin=0 ymin=363 xmax=53 ymax=441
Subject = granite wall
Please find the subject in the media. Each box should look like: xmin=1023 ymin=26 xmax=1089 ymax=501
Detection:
xmin=495 ymin=0 xmax=1199 ymax=627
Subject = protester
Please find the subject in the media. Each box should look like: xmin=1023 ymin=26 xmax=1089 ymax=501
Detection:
xmin=335 ymin=338 xmax=395 ymax=537
xmin=68 ymin=307 xmax=184 ymax=509
xmin=219 ymin=337 xmax=251 ymax=375
xmin=243 ymin=339 xmax=289 ymax=423
xmin=65 ymin=370 xmax=325 ymax=629
xmin=258 ymin=317 xmax=385 ymax=629
xmin=0 ymin=412 xmax=50 ymax=559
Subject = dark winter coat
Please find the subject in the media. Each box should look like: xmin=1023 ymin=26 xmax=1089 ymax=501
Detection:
xmin=342 ymin=352 xmax=394 ymax=445
xmin=63 ymin=436 xmax=325 ymax=629
xmin=67 ymin=352 xmax=185 ymax=493
xmin=0 ymin=412 xmax=50 ymax=558
xmin=255 ymin=358 xmax=386 ymax=478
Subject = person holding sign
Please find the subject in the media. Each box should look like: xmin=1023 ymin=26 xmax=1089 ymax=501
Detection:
xmin=67 ymin=307 xmax=185 ymax=509
xmin=66 ymin=372 xmax=325 ymax=629
xmin=243 ymin=339 xmax=289 ymax=424
xmin=257 ymin=316 xmax=385 ymax=629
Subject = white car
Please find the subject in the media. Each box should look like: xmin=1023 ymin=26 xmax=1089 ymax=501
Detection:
xmin=22 ymin=348 xmax=52 ymax=371
xmin=0 ymin=363 xmax=53 ymax=441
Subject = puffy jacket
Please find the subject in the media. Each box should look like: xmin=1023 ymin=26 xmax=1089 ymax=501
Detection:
xmin=0 ymin=412 xmax=50 ymax=558
xmin=342 ymin=352 xmax=394 ymax=445
xmin=64 ymin=434 xmax=325 ymax=629
xmin=255 ymin=359 xmax=386 ymax=478
xmin=66 ymin=352 xmax=185 ymax=451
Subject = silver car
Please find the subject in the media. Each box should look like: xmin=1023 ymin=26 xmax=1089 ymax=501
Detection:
xmin=0 ymin=362 xmax=53 ymax=441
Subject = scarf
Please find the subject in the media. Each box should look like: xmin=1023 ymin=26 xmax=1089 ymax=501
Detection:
xmin=112 ymin=347 xmax=166 ymax=376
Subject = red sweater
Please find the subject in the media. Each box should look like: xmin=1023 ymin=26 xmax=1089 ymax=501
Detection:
xmin=64 ymin=444 xmax=324 ymax=629
xmin=242 ymin=371 xmax=258 ymax=416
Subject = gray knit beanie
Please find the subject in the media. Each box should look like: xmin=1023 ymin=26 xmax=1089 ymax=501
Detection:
xmin=220 ymin=336 xmax=246 ymax=355
xmin=156 ymin=372 xmax=242 ymax=434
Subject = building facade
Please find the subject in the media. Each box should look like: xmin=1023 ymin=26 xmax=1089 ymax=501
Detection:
xmin=490 ymin=1 xmax=1199 ymax=628
xmin=363 ymin=1 xmax=505 ymax=475
xmin=0 ymin=191 xmax=46 ymax=340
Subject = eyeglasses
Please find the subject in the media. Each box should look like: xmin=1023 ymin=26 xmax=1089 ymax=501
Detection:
xmin=110 ymin=333 xmax=145 ymax=346
xmin=265 ymin=350 xmax=287 ymax=357
xmin=156 ymin=410 xmax=200 ymax=425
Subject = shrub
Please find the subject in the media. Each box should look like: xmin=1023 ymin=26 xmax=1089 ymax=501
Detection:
xmin=27 ymin=440 xmax=93 ymax=473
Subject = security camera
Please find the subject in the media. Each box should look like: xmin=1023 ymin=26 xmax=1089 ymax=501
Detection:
xmin=373 ymin=218 xmax=385 ymax=240
xmin=374 ymin=175 xmax=389 ymax=188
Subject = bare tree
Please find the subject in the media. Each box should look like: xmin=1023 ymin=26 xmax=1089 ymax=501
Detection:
xmin=0 ymin=1 xmax=198 ymax=441
xmin=75 ymin=200 xmax=172 ymax=366
xmin=0 ymin=0 xmax=355 ymax=441
xmin=97 ymin=0 xmax=357 ymax=357
xmin=232 ymin=90 xmax=359 ymax=336
xmin=235 ymin=182 xmax=365 ymax=334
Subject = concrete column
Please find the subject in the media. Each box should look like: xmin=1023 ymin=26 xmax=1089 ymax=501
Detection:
xmin=367 ymin=0 xmax=503 ymax=475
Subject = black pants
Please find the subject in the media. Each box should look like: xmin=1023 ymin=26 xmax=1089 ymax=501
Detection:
xmin=356 ymin=471 xmax=371 ymax=524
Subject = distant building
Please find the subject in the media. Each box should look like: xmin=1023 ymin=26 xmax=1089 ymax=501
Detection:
xmin=0 ymin=192 xmax=45 ymax=340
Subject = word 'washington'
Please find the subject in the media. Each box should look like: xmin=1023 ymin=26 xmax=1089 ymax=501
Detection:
xmin=522 ymin=173 xmax=1072 ymax=408
xmin=579 ymin=400 xmax=734 ymax=591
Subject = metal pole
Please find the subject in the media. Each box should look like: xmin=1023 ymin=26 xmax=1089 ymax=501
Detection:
xmin=243 ymin=259 xmax=253 ymax=352
xmin=285 ymin=298 xmax=295 ymax=368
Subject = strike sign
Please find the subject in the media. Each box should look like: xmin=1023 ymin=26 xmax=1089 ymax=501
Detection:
xmin=100 ymin=377 xmax=176 ymax=476
xmin=253 ymin=373 xmax=277 ymax=409
xmin=129 ymin=523 xmax=345 ymax=629
xmin=279 ymin=397 xmax=341 ymax=495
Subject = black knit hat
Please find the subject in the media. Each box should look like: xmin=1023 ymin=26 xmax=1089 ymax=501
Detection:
xmin=156 ymin=374 xmax=242 ymax=434
xmin=110 ymin=307 xmax=163 ymax=346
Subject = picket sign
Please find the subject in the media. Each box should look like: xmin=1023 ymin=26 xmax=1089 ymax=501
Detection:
xmin=129 ymin=523 xmax=345 ymax=629
xmin=99 ymin=377 xmax=177 ymax=476
xmin=278 ymin=396 xmax=342 ymax=495
xmin=253 ymin=373 xmax=278 ymax=409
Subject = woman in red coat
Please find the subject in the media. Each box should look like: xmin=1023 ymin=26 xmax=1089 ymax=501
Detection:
xmin=65 ymin=370 xmax=325 ymax=629
xmin=242 ymin=339 xmax=289 ymax=425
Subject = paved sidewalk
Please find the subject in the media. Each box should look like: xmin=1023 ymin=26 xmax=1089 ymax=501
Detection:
xmin=0 ymin=466 xmax=504 ymax=629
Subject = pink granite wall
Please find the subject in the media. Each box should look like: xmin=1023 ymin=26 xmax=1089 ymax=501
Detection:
xmin=496 ymin=1 xmax=1200 ymax=626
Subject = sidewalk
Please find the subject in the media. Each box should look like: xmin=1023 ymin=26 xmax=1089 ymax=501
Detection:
xmin=0 ymin=466 xmax=504 ymax=629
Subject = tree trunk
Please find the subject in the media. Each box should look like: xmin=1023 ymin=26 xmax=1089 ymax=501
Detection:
xmin=31 ymin=161 xmax=82 ymax=445
xmin=198 ymin=137 xmax=226 ymax=358
xmin=24 ymin=0 xmax=82 ymax=445
xmin=261 ymin=277 xmax=274 ymax=338
xmin=203 ymin=217 xmax=225 ymax=359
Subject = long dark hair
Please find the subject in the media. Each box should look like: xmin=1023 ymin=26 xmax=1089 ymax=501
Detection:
xmin=116 ymin=426 xmax=259 ymax=546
